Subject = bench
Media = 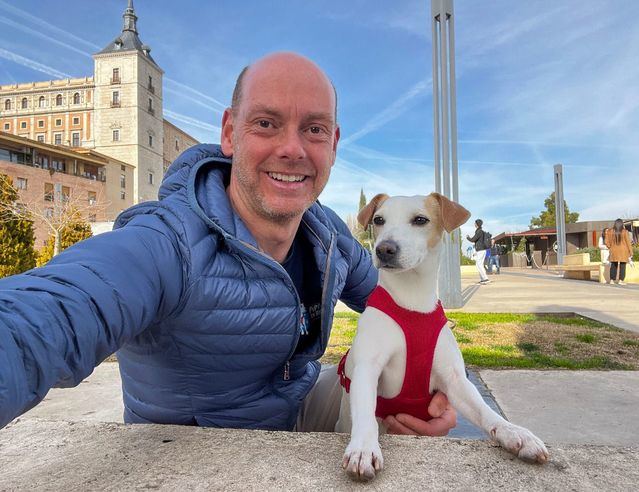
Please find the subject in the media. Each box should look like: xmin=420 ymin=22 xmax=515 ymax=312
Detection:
xmin=547 ymin=253 xmax=605 ymax=283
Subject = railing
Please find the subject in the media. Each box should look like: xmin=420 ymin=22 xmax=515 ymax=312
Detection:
xmin=148 ymin=85 xmax=155 ymax=94
xmin=110 ymin=101 xmax=121 ymax=108
xmin=148 ymin=107 xmax=154 ymax=115
xmin=110 ymin=77 xmax=121 ymax=85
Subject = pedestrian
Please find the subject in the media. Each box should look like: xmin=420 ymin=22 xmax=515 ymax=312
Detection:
xmin=599 ymin=228 xmax=610 ymax=265
xmin=488 ymin=239 xmax=502 ymax=274
xmin=605 ymin=219 xmax=633 ymax=285
xmin=466 ymin=219 xmax=490 ymax=284
xmin=0 ymin=53 xmax=456 ymax=437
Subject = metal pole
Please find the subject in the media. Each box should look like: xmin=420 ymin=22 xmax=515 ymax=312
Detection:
xmin=554 ymin=164 xmax=566 ymax=264
xmin=431 ymin=12 xmax=441 ymax=194
xmin=432 ymin=0 xmax=462 ymax=308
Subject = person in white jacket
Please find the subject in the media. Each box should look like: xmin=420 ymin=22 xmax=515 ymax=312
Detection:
xmin=598 ymin=228 xmax=610 ymax=265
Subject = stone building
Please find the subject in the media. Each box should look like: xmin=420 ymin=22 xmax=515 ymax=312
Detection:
xmin=0 ymin=1 xmax=198 ymax=204
xmin=0 ymin=132 xmax=134 ymax=246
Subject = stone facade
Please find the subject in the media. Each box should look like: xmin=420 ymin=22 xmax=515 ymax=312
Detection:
xmin=0 ymin=132 xmax=134 ymax=247
xmin=0 ymin=2 xmax=197 ymax=205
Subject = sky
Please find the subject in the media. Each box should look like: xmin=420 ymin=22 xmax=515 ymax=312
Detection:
xmin=1 ymin=0 xmax=638 ymax=246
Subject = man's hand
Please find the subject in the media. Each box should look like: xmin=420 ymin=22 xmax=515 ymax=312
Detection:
xmin=383 ymin=391 xmax=457 ymax=436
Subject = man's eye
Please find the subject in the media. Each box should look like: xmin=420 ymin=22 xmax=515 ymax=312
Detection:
xmin=258 ymin=120 xmax=272 ymax=128
xmin=413 ymin=216 xmax=429 ymax=226
xmin=373 ymin=216 xmax=385 ymax=226
xmin=309 ymin=126 xmax=322 ymax=134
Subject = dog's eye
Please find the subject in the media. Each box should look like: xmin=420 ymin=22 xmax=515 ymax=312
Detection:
xmin=373 ymin=216 xmax=385 ymax=226
xmin=413 ymin=216 xmax=429 ymax=226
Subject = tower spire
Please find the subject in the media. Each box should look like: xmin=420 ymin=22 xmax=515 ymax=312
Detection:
xmin=122 ymin=0 xmax=138 ymax=34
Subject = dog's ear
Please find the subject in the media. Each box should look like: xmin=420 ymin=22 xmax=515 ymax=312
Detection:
xmin=358 ymin=193 xmax=389 ymax=227
xmin=430 ymin=192 xmax=471 ymax=232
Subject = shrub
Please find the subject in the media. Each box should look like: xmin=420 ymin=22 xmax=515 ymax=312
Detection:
xmin=575 ymin=247 xmax=600 ymax=262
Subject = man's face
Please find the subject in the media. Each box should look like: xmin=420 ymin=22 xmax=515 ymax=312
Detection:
xmin=222 ymin=55 xmax=340 ymax=223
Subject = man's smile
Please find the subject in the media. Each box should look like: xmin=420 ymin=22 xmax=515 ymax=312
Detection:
xmin=266 ymin=171 xmax=308 ymax=183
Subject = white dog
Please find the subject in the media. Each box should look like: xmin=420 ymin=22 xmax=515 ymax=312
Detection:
xmin=335 ymin=192 xmax=549 ymax=481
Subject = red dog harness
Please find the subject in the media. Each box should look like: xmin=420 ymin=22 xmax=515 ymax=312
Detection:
xmin=337 ymin=285 xmax=447 ymax=421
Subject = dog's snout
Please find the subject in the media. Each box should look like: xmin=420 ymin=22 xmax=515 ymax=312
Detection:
xmin=376 ymin=240 xmax=399 ymax=263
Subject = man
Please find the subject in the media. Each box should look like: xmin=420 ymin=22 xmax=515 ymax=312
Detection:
xmin=488 ymin=239 xmax=502 ymax=275
xmin=0 ymin=53 xmax=455 ymax=436
xmin=467 ymin=219 xmax=490 ymax=284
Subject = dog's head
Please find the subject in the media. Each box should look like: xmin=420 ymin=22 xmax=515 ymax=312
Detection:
xmin=358 ymin=193 xmax=470 ymax=272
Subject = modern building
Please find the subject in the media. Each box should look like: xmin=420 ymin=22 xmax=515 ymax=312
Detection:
xmin=0 ymin=131 xmax=134 ymax=246
xmin=0 ymin=1 xmax=198 ymax=204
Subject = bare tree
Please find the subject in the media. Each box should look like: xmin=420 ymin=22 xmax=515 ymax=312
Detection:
xmin=0 ymin=177 xmax=109 ymax=257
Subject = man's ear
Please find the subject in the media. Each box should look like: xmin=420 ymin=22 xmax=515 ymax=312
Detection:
xmin=358 ymin=193 xmax=389 ymax=227
xmin=430 ymin=192 xmax=470 ymax=232
xmin=221 ymin=108 xmax=234 ymax=156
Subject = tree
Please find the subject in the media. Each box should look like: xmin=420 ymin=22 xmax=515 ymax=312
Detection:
xmin=529 ymin=192 xmax=579 ymax=229
xmin=37 ymin=210 xmax=92 ymax=266
xmin=358 ymin=188 xmax=367 ymax=211
xmin=0 ymin=176 xmax=105 ymax=258
xmin=0 ymin=174 xmax=37 ymax=277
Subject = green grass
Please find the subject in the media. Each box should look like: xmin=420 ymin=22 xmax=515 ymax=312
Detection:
xmin=323 ymin=311 xmax=639 ymax=370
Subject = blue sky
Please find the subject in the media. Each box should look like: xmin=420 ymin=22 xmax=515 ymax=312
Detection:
xmin=1 ymin=0 xmax=638 ymax=245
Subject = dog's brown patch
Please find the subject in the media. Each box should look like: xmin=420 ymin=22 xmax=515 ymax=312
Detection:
xmin=429 ymin=193 xmax=471 ymax=232
xmin=358 ymin=193 xmax=389 ymax=227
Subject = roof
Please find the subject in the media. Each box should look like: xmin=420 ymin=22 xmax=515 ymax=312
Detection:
xmin=493 ymin=227 xmax=556 ymax=241
xmin=94 ymin=0 xmax=161 ymax=70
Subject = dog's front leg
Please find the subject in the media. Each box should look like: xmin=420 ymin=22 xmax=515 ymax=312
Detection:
xmin=432 ymin=328 xmax=549 ymax=464
xmin=343 ymin=360 xmax=384 ymax=481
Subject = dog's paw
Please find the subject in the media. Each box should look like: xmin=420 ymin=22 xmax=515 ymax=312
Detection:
xmin=342 ymin=440 xmax=384 ymax=481
xmin=491 ymin=423 xmax=549 ymax=464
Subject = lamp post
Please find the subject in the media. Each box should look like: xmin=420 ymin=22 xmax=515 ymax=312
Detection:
xmin=432 ymin=0 xmax=463 ymax=308
xmin=554 ymin=164 xmax=567 ymax=265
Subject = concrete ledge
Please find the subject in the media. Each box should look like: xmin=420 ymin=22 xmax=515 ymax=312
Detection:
xmin=1 ymin=419 xmax=637 ymax=490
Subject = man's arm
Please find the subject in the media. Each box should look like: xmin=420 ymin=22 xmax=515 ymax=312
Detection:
xmin=467 ymin=230 xmax=481 ymax=243
xmin=0 ymin=212 xmax=185 ymax=428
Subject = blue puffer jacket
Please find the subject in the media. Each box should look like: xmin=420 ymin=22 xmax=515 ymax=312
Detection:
xmin=0 ymin=144 xmax=377 ymax=430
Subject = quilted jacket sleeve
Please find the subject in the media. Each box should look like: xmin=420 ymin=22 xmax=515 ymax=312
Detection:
xmin=323 ymin=206 xmax=377 ymax=313
xmin=0 ymin=212 xmax=185 ymax=429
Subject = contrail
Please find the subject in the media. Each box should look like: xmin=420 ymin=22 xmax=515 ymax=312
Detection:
xmin=164 ymin=87 xmax=224 ymax=114
xmin=0 ymin=0 xmax=101 ymax=51
xmin=165 ymin=78 xmax=227 ymax=110
xmin=341 ymin=78 xmax=431 ymax=147
xmin=164 ymin=110 xmax=221 ymax=135
xmin=0 ymin=48 xmax=70 ymax=79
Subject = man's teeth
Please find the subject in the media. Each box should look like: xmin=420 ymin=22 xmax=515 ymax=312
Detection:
xmin=267 ymin=172 xmax=306 ymax=182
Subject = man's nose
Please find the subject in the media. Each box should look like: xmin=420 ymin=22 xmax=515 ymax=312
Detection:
xmin=276 ymin=127 xmax=306 ymax=161
xmin=376 ymin=240 xmax=399 ymax=263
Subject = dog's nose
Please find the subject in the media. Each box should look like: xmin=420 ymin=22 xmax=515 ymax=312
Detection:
xmin=376 ymin=240 xmax=399 ymax=263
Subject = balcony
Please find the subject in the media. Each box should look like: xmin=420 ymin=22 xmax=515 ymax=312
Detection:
xmin=110 ymin=101 xmax=121 ymax=108
xmin=110 ymin=77 xmax=121 ymax=85
xmin=148 ymin=107 xmax=155 ymax=116
xmin=148 ymin=85 xmax=155 ymax=94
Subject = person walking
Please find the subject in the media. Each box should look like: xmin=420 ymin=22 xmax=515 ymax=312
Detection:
xmin=605 ymin=219 xmax=633 ymax=285
xmin=488 ymin=239 xmax=502 ymax=274
xmin=467 ymin=219 xmax=490 ymax=284
xmin=598 ymin=228 xmax=610 ymax=283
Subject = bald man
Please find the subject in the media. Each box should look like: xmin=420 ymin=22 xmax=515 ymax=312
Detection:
xmin=0 ymin=53 xmax=455 ymax=436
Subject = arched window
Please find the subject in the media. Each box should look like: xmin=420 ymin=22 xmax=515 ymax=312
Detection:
xmin=73 ymin=93 xmax=80 ymax=104
xmin=56 ymin=94 xmax=63 ymax=106
xmin=4 ymin=99 xmax=10 ymax=110
xmin=38 ymin=96 xmax=45 ymax=108
xmin=21 ymin=98 xmax=28 ymax=109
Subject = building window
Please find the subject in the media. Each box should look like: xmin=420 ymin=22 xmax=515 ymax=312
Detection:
xmin=61 ymin=186 xmax=70 ymax=203
xmin=112 ymin=67 xmax=120 ymax=84
xmin=55 ymin=118 xmax=62 ymax=126
xmin=56 ymin=94 xmax=63 ymax=106
xmin=120 ymin=174 xmax=126 ymax=188
xmin=38 ymin=96 xmax=45 ymax=108
xmin=54 ymin=133 xmax=62 ymax=145
xmin=148 ymin=135 xmax=153 ymax=147
xmin=72 ymin=132 xmax=80 ymax=146
xmin=112 ymin=129 xmax=120 ymax=142
xmin=88 ymin=191 xmax=97 ymax=205
xmin=148 ymin=98 xmax=153 ymax=111
xmin=73 ymin=93 xmax=80 ymax=104
xmin=44 ymin=183 xmax=54 ymax=201
xmin=3 ymin=123 xmax=9 ymax=130
xmin=4 ymin=99 xmax=10 ymax=110
xmin=120 ymin=165 xmax=125 ymax=171
xmin=72 ymin=117 xmax=80 ymax=125
xmin=120 ymin=190 xmax=126 ymax=200
xmin=15 ymin=177 xmax=27 ymax=190
xmin=148 ymin=75 xmax=154 ymax=93
xmin=148 ymin=172 xmax=154 ymax=185
xmin=20 ymin=122 xmax=27 ymax=129
xmin=37 ymin=134 xmax=45 ymax=143
xmin=21 ymin=98 xmax=28 ymax=109
xmin=175 ymin=139 xmax=179 ymax=151
xmin=38 ymin=120 xmax=44 ymax=128
xmin=45 ymin=208 xmax=54 ymax=219
xmin=89 ymin=214 xmax=96 ymax=223
xmin=112 ymin=91 xmax=120 ymax=107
